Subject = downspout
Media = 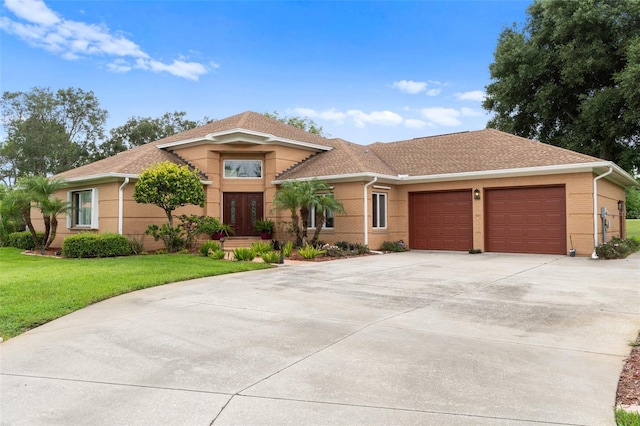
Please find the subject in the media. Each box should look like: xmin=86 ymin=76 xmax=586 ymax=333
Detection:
xmin=363 ymin=176 xmax=378 ymax=246
xmin=591 ymin=166 xmax=613 ymax=259
xmin=118 ymin=177 xmax=130 ymax=235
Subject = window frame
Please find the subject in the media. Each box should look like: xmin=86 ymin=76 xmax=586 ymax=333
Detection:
xmin=308 ymin=205 xmax=335 ymax=230
xmin=223 ymin=159 xmax=263 ymax=179
xmin=372 ymin=192 xmax=387 ymax=229
xmin=67 ymin=188 xmax=99 ymax=229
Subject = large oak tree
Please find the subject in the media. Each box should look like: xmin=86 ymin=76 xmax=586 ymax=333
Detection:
xmin=483 ymin=0 xmax=640 ymax=173
xmin=0 ymin=87 xmax=107 ymax=185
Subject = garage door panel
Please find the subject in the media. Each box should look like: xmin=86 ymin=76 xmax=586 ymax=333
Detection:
xmin=485 ymin=186 xmax=566 ymax=255
xmin=409 ymin=190 xmax=472 ymax=251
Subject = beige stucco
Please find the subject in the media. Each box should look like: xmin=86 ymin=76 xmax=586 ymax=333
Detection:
xmin=33 ymin=139 xmax=628 ymax=256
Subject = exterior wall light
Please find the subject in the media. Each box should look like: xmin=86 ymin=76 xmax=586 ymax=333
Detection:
xmin=473 ymin=189 xmax=481 ymax=200
xmin=618 ymin=200 xmax=624 ymax=211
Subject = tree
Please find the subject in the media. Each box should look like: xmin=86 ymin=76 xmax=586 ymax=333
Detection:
xmin=96 ymin=112 xmax=212 ymax=159
xmin=483 ymin=0 xmax=640 ymax=173
xmin=626 ymin=186 xmax=640 ymax=220
xmin=264 ymin=112 xmax=327 ymax=137
xmin=310 ymin=193 xmax=346 ymax=246
xmin=0 ymin=87 xmax=107 ymax=184
xmin=272 ymin=179 xmax=344 ymax=246
xmin=133 ymin=161 xmax=205 ymax=227
xmin=15 ymin=176 xmax=68 ymax=251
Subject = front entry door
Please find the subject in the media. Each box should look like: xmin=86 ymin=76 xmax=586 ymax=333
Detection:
xmin=223 ymin=193 xmax=263 ymax=236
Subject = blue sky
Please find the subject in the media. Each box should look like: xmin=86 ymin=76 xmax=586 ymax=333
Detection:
xmin=1 ymin=0 xmax=529 ymax=145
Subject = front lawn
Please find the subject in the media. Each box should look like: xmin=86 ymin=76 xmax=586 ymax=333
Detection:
xmin=627 ymin=219 xmax=640 ymax=239
xmin=0 ymin=248 xmax=270 ymax=340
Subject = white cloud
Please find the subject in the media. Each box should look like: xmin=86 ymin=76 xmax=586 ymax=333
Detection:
xmin=5 ymin=0 xmax=59 ymax=25
xmin=404 ymin=119 xmax=428 ymax=129
xmin=292 ymin=108 xmax=347 ymax=124
xmin=461 ymin=107 xmax=484 ymax=117
xmin=420 ymin=108 xmax=462 ymax=126
xmin=0 ymin=0 xmax=210 ymax=80
xmin=347 ymin=110 xmax=404 ymax=128
xmin=455 ymin=90 xmax=485 ymax=102
xmin=392 ymin=80 xmax=427 ymax=95
xmin=426 ymin=88 xmax=441 ymax=97
xmin=107 ymin=59 xmax=131 ymax=73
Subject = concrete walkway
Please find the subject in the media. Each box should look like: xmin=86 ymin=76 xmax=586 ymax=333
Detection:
xmin=1 ymin=252 xmax=639 ymax=425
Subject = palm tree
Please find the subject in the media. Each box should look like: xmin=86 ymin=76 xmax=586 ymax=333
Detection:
xmin=310 ymin=194 xmax=346 ymax=246
xmin=17 ymin=176 xmax=68 ymax=251
xmin=272 ymin=180 xmax=304 ymax=246
xmin=272 ymin=179 xmax=343 ymax=247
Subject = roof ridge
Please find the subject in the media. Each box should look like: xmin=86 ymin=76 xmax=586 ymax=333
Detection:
xmin=275 ymin=152 xmax=321 ymax=179
xmin=168 ymin=151 xmax=208 ymax=180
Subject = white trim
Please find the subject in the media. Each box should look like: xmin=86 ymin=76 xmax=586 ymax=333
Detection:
xmin=156 ymin=128 xmax=333 ymax=152
xmin=592 ymin=166 xmax=614 ymax=258
xmin=67 ymin=187 xmax=99 ymax=230
xmin=373 ymin=185 xmax=391 ymax=190
xmin=59 ymin=173 xmax=212 ymax=186
xmin=372 ymin=192 xmax=387 ymax=230
xmin=118 ymin=178 xmax=130 ymax=235
xmin=363 ymin=177 xmax=377 ymax=246
xmin=272 ymin=161 xmax=637 ymax=187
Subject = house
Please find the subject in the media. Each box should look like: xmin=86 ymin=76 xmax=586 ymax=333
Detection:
xmin=47 ymin=111 xmax=636 ymax=256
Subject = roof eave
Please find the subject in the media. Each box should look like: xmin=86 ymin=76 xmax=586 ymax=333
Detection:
xmin=273 ymin=162 xmax=637 ymax=187
xmin=58 ymin=173 xmax=212 ymax=186
xmin=156 ymin=128 xmax=333 ymax=152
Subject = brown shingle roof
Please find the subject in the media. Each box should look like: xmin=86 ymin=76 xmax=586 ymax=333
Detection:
xmin=55 ymin=112 xmax=605 ymax=182
xmin=279 ymin=128 xmax=603 ymax=179
xmin=55 ymin=111 xmax=337 ymax=180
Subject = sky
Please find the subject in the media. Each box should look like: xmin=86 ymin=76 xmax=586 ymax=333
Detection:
xmin=0 ymin=0 xmax=530 ymax=145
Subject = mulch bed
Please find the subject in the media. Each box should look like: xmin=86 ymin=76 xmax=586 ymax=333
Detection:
xmin=617 ymin=335 xmax=640 ymax=407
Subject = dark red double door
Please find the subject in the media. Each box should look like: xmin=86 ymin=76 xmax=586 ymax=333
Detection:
xmin=223 ymin=192 xmax=263 ymax=236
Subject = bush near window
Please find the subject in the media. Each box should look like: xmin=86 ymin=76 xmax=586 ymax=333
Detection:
xmin=595 ymin=237 xmax=639 ymax=259
xmin=7 ymin=231 xmax=45 ymax=250
xmin=62 ymin=233 xmax=132 ymax=258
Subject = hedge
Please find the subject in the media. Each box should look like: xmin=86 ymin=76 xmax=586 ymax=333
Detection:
xmin=7 ymin=231 xmax=45 ymax=250
xmin=62 ymin=233 xmax=132 ymax=258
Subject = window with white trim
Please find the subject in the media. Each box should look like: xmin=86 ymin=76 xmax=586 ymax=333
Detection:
xmin=372 ymin=192 xmax=387 ymax=229
xmin=223 ymin=160 xmax=262 ymax=178
xmin=68 ymin=188 xmax=98 ymax=228
xmin=309 ymin=206 xmax=335 ymax=229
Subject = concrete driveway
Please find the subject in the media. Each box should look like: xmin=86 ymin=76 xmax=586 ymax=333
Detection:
xmin=1 ymin=252 xmax=639 ymax=425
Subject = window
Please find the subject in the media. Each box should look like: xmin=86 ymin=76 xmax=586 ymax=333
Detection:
xmin=372 ymin=192 xmax=387 ymax=228
xmin=309 ymin=206 xmax=334 ymax=229
xmin=223 ymin=160 xmax=262 ymax=178
xmin=68 ymin=189 xmax=98 ymax=228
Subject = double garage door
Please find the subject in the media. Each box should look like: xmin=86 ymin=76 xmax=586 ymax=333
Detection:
xmin=409 ymin=186 xmax=566 ymax=255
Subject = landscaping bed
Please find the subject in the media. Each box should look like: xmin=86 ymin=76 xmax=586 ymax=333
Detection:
xmin=617 ymin=334 xmax=640 ymax=410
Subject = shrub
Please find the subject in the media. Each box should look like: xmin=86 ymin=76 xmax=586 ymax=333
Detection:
xmin=595 ymin=237 xmax=640 ymax=259
xmin=381 ymin=240 xmax=406 ymax=252
xmin=145 ymin=224 xmax=185 ymax=253
xmin=7 ymin=231 xmax=45 ymax=250
xmin=250 ymin=241 xmax=272 ymax=256
xmin=298 ymin=243 xmax=326 ymax=259
xmin=176 ymin=215 xmax=221 ymax=249
xmin=281 ymin=240 xmax=293 ymax=258
xmin=233 ymin=247 xmax=255 ymax=261
xmin=62 ymin=233 xmax=132 ymax=258
xmin=199 ymin=240 xmax=221 ymax=257
xmin=261 ymin=251 xmax=282 ymax=264
xmin=207 ymin=249 xmax=226 ymax=260
xmin=128 ymin=236 xmax=145 ymax=255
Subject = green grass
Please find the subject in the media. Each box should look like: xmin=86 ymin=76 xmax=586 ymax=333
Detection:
xmin=0 ymin=247 xmax=270 ymax=340
xmin=627 ymin=219 xmax=640 ymax=239
xmin=616 ymin=408 xmax=640 ymax=426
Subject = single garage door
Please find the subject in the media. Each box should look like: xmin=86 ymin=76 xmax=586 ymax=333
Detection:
xmin=409 ymin=190 xmax=473 ymax=251
xmin=485 ymin=186 xmax=566 ymax=255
